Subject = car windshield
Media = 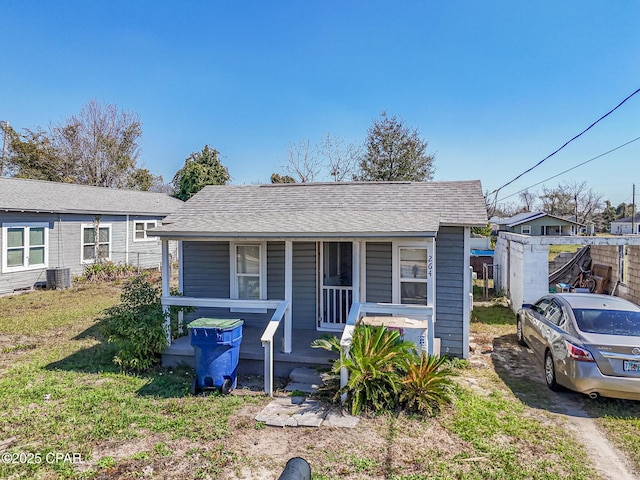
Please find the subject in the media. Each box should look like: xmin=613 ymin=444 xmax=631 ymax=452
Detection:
xmin=573 ymin=309 xmax=640 ymax=336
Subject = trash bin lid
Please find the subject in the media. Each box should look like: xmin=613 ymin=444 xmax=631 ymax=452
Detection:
xmin=188 ymin=318 xmax=244 ymax=330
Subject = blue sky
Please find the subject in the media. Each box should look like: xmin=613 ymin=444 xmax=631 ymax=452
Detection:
xmin=2 ymin=1 xmax=639 ymax=207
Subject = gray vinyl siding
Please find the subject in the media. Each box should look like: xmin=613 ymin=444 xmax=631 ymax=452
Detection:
xmin=126 ymin=216 xmax=165 ymax=269
xmin=181 ymin=240 xmax=317 ymax=330
xmin=292 ymin=242 xmax=317 ymax=330
xmin=435 ymin=226 xmax=465 ymax=357
xmin=0 ymin=211 xmax=168 ymax=293
xmin=267 ymin=242 xmax=285 ymax=300
xmin=365 ymin=242 xmax=392 ymax=303
xmin=182 ymin=241 xmax=230 ymax=298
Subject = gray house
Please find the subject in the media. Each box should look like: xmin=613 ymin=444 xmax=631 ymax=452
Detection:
xmin=0 ymin=177 xmax=183 ymax=294
xmin=155 ymin=181 xmax=487 ymax=392
xmin=491 ymin=211 xmax=582 ymax=236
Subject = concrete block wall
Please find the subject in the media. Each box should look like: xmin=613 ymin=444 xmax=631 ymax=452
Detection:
xmin=590 ymin=245 xmax=640 ymax=305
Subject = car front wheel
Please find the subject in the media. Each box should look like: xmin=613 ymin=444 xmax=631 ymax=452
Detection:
xmin=516 ymin=316 xmax=527 ymax=346
xmin=544 ymin=350 xmax=561 ymax=391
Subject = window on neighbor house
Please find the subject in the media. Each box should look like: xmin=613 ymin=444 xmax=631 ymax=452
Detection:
xmin=521 ymin=225 xmax=531 ymax=235
xmin=134 ymin=220 xmax=158 ymax=242
xmin=2 ymin=224 xmax=47 ymax=272
xmin=82 ymin=225 xmax=111 ymax=262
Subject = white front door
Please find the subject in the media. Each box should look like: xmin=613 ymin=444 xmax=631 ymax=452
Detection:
xmin=319 ymin=241 xmax=353 ymax=330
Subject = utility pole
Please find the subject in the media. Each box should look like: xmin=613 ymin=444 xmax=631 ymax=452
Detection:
xmin=632 ymin=184 xmax=636 ymax=235
xmin=0 ymin=120 xmax=8 ymax=177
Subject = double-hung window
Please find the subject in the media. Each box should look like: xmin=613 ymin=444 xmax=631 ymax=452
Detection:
xmin=134 ymin=220 xmax=158 ymax=242
xmin=82 ymin=224 xmax=111 ymax=262
xmin=2 ymin=223 xmax=48 ymax=272
xmin=230 ymin=243 xmax=266 ymax=300
xmin=393 ymin=241 xmax=434 ymax=306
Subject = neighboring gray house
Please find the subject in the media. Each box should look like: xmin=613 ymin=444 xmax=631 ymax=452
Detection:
xmin=491 ymin=211 xmax=582 ymax=236
xmin=0 ymin=177 xmax=183 ymax=294
xmin=611 ymin=215 xmax=640 ymax=235
xmin=155 ymin=181 xmax=487 ymax=386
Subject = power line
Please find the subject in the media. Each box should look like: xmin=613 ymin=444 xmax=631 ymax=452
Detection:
xmin=489 ymin=87 xmax=640 ymax=200
xmin=496 ymin=135 xmax=640 ymax=203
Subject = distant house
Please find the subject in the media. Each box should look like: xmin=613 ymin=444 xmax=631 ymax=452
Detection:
xmin=0 ymin=177 xmax=183 ymax=294
xmin=155 ymin=180 xmax=487 ymax=384
xmin=491 ymin=211 xmax=582 ymax=236
xmin=610 ymin=215 xmax=640 ymax=235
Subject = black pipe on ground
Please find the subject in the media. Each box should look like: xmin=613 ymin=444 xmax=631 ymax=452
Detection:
xmin=277 ymin=457 xmax=311 ymax=480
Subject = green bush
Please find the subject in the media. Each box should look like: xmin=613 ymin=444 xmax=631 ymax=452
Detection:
xmin=400 ymin=352 xmax=456 ymax=416
xmin=101 ymin=274 xmax=168 ymax=370
xmin=79 ymin=261 xmax=139 ymax=283
xmin=313 ymin=324 xmax=458 ymax=416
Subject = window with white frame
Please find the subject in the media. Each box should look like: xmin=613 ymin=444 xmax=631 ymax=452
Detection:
xmin=521 ymin=225 xmax=531 ymax=235
xmin=399 ymin=247 xmax=431 ymax=304
xmin=82 ymin=224 xmax=111 ymax=262
xmin=230 ymin=243 xmax=266 ymax=300
xmin=133 ymin=220 xmax=158 ymax=242
xmin=2 ymin=224 xmax=48 ymax=272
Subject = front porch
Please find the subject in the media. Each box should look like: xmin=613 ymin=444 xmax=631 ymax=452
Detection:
xmin=162 ymin=325 xmax=339 ymax=377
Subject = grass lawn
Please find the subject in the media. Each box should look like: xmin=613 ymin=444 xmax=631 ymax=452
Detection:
xmin=0 ymin=284 xmax=637 ymax=479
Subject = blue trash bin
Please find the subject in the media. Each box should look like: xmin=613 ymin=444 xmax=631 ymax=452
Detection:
xmin=188 ymin=318 xmax=244 ymax=394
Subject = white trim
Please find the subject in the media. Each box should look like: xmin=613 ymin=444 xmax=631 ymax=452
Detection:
xmin=360 ymin=241 xmax=367 ymax=302
xmin=80 ymin=223 xmax=112 ymax=264
xmin=133 ymin=219 xmax=159 ymax=242
xmin=229 ymin=242 xmax=267 ymax=311
xmin=462 ymin=227 xmax=471 ymax=359
xmin=1 ymin=222 xmax=49 ymax=273
xmin=391 ymin=239 xmax=434 ymax=305
xmin=125 ymin=214 xmax=129 ymax=264
xmin=352 ymin=241 xmax=361 ymax=304
xmin=284 ymin=240 xmax=293 ymax=353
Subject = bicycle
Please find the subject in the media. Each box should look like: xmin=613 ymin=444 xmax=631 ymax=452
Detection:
xmin=572 ymin=264 xmax=596 ymax=292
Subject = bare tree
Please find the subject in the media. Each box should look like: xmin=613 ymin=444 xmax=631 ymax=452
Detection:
xmin=519 ymin=189 xmax=537 ymax=212
xmin=319 ymin=133 xmax=360 ymax=182
xmin=280 ymin=140 xmax=323 ymax=183
xmin=540 ymin=181 xmax=602 ymax=224
xmin=55 ymin=100 xmax=142 ymax=188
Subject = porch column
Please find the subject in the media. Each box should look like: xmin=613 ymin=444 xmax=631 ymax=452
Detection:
xmin=352 ymin=241 xmax=360 ymax=304
xmin=161 ymin=239 xmax=171 ymax=343
xmin=284 ymin=240 xmax=293 ymax=353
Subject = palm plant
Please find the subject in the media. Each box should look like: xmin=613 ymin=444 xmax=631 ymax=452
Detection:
xmin=312 ymin=325 xmax=415 ymax=415
xmin=400 ymin=352 xmax=456 ymax=415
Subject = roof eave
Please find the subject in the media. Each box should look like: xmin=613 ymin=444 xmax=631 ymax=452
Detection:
xmin=153 ymin=230 xmax=439 ymax=239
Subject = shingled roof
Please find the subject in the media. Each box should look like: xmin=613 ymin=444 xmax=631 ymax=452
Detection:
xmin=153 ymin=180 xmax=487 ymax=238
xmin=0 ymin=177 xmax=183 ymax=215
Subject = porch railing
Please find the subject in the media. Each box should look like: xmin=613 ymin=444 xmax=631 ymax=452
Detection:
xmin=339 ymin=302 xmax=435 ymax=394
xmin=160 ymin=295 xmax=290 ymax=396
xmin=260 ymin=300 xmax=290 ymax=396
xmin=321 ymin=286 xmax=353 ymax=327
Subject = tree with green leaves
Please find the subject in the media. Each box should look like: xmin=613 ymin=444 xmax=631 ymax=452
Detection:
xmin=270 ymin=172 xmax=297 ymax=184
xmin=172 ymin=145 xmax=231 ymax=200
xmin=3 ymin=126 xmax=73 ymax=181
xmin=356 ymin=112 xmax=435 ymax=182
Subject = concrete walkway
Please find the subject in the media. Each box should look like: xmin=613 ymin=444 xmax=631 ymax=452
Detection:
xmin=255 ymin=367 xmax=359 ymax=428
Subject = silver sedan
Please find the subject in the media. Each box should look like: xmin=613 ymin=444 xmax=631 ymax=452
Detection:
xmin=516 ymin=293 xmax=640 ymax=400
